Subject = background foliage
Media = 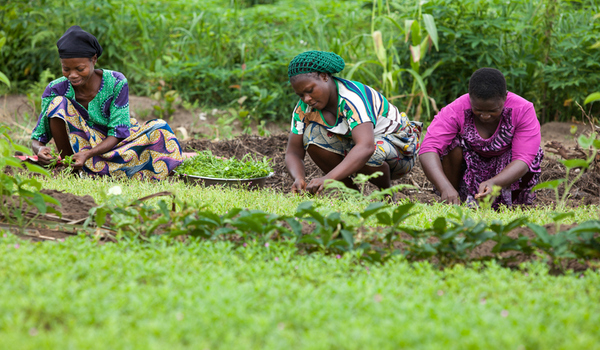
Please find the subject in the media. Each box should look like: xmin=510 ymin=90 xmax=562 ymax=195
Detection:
xmin=1 ymin=0 xmax=599 ymax=122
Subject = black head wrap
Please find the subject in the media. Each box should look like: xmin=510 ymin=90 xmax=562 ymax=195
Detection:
xmin=56 ymin=25 xmax=103 ymax=59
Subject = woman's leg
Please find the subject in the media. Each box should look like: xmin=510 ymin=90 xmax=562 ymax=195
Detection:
xmin=306 ymin=144 xmax=357 ymax=189
xmin=359 ymin=162 xmax=390 ymax=189
xmin=441 ymin=146 xmax=463 ymax=191
xmin=49 ymin=117 xmax=74 ymax=157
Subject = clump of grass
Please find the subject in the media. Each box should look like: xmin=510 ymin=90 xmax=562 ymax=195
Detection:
xmin=176 ymin=150 xmax=273 ymax=179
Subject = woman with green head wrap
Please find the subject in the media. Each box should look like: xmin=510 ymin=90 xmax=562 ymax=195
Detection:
xmin=285 ymin=50 xmax=422 ymax=194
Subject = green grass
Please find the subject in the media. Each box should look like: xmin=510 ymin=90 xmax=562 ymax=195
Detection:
xmin=40 ymin=173 xmax=600 ymax=227
xmin=1 ymin=234 xmax=599 ymax=349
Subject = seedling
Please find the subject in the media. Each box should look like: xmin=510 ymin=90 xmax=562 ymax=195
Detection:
xmin=176 ymin=150 xmax=272 ymax=179
xmin=534 ymin=132 xmax=599 ymax=210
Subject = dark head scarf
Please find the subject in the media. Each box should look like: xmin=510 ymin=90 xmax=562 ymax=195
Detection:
xmin=288 ymin=51 xmax=345 ymax=78
xmin=56 ymin=25 xmax=103 ymax=59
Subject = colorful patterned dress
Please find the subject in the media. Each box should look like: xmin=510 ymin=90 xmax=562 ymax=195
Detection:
xmin=290 ymin=77 xmax=422 ymax=179
xmin=31 ymin=70 xmax=183 ymax=180
xmin=419 ymin=92 xmax=544 ymax=206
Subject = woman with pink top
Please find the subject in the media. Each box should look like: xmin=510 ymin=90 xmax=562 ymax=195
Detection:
xmin=419 ymin=68 xmax=543 ymax=207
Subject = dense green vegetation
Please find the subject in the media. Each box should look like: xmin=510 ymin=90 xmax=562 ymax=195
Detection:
xmin=2 ymin=2 xmax=600 ymax=346
xmin=176 ymin=150 xmax=273 ymax=179
xmin=2 ymin=234 xmax=600 ymax=349
xmin=1 ymin=0 xmax=599 ymax=123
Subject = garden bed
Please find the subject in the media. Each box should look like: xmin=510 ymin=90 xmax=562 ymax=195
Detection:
xmin=181 ymin=132 xmax=600 ymax=207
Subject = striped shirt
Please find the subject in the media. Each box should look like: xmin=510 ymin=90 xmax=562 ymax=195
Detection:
xmin=291 ymin=77 xmax=406 ymax=137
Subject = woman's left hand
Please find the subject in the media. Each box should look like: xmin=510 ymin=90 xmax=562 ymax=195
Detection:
xmin=71 ymin=151 xmax=91 ymax=168
xmin=306 ymin=177 xmax=327 ymax=195
xmin=475 ymin=180 xmax=496 ymax=199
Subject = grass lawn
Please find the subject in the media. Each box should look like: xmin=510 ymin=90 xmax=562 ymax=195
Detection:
xmin=0 ymin=234 xmax=598 ymax=349
xmin=1 ymin=176 xmax=599 ymax=348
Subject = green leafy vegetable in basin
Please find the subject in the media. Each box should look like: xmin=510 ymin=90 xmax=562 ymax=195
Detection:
xmin=176 ymin=150 xmax=273 ymax=179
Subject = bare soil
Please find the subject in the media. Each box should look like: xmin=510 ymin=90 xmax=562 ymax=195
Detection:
xmin=181 ymin=132 xmax=600 ymax=207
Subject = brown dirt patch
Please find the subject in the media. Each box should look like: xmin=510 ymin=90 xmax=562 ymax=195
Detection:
xmin=181 ymin=132 xmax=600 ymax=207
xmin=2 ymin=189 xmax=98 ymax=242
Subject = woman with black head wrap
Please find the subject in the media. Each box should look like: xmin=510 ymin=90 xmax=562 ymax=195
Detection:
xmin=285 ymin=50 xmax=422 ymax=195
xmin=31 ymin=26 xmax=183 ymax=180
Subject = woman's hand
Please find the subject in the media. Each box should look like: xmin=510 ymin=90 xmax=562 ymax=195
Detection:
xmin=420 ymin=152 xmax=462 ymax=205
xmin=71 ymin=150 xmax=91 ymax=168
xmin=474 ymin=160 xmax=529 ymax=199
xmin=36 ymin=146 xmax=54 ymax=165
xmin=306 ymin=177 xmax=327 ymax=195
xmin=475 ymin=180 xmax=496 ymax=199
xmin=440 ymin=186 xmax=461 ymax=205
xmin=291 ymin=178 xmax=307 ymax=193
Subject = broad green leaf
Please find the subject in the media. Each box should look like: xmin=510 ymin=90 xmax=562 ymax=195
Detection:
xmin=551 ymin=212 xmax=574 ymax=223
xmin=533 ymin=179 xmax=565 ymax=190
xmin=28 ymin=193 xmax=48 ymax=214
xmin=560 ymin=158 xmax=589 ymax=169
xmin=13 ymin=144 xmax=32 ymax=155
xmin=526 ymin=223 xmax=550 ymax=243
xmin=39 ymin=193 xmax=61 ymax=207
xmin=410 ymin=20 xmax=420 ymax=46
xmin=4 ymin=157 xmax=22 ymax=168
xmin=360 ymin=202 xmax=388 ymax=219
xmin=404 ymin=19 xmax=415 ymax=42
xmin=340 ymin=229 xmax=355 ymax=247
xmin=23 ymin=161 xmax=51 ymax=177
xmin=433 ymin=217 xmax=446 ymax=232
xmin=0 ymin=72 xmax=10 ymax=88
xmin=578 ymin=134 xmax=595 ymax=148
xmin=375 ymin=212 xmax=392 ymax=226
xmin=392 ymin=202 xmax=415 ymax=224
xmin=567 ymin=220 xmax=600 ymax=235
xmin=422 ymin=14 xmax=439 ymax=50
xmin=405 ymin=68 xmax=431 ymax=117
xmin=584 ymin=92 xmax=600 ymax=105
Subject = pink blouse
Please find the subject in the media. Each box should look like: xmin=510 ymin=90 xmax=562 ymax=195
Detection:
xmin=419 ymin=92 xmax=541 ymax=168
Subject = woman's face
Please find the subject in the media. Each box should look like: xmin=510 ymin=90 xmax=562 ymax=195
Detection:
xmin=61 ymin=56 xmax=97 ymax=88
xmin=470 ymin=95 xmax=506 ymax=124
xmin=290 ymin=73 xmax=333 ymax=111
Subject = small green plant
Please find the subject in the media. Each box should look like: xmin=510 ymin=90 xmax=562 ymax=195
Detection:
xmin=0 ymin=125 xmax=61 ymax=231
xmin=533 ymin=132 xmax=599 ymax=209
xmin=176 ymin=150 xmax=273 ymax=179
xmin=152 ymin=89 xmax=181 ymax=119
xmin=47 ymin=149 xmax=75 ymax=175
xmin=324 ymin=171 xmax=414 ymax=202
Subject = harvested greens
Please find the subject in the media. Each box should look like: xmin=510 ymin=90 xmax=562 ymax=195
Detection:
xmin=176 ymin=150 xmax=273 ymax=179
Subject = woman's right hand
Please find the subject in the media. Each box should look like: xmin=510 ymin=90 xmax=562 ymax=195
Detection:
xmin=36 ymin=146 xmax=54 ymax=165
xmin=440 ymin=187 xmax=460 ymax=205
xmin=291 ymin=178 xmax=307 ymax=194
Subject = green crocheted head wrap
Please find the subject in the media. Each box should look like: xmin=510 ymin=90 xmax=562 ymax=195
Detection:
xmin=288 ymin=51 xmax=345 ymax=78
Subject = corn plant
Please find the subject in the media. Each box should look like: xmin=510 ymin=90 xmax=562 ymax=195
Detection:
xmin=0 ymin=31 xmax=9 ymax=88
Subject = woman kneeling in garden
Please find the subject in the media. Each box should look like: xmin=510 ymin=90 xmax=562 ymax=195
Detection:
xmin=31 ymin=26 xmax=183 ymax=180
xmin=419 ymin=68 xmax=543 ymax=207
xmin=285 ymin=51 xmax=422 ymax=194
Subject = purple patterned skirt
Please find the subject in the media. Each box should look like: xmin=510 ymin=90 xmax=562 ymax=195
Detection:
xmin=46 ymin=96 xmax=183 ymax=181
xmin=442 ymin=109 xmax=543 ymax=207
